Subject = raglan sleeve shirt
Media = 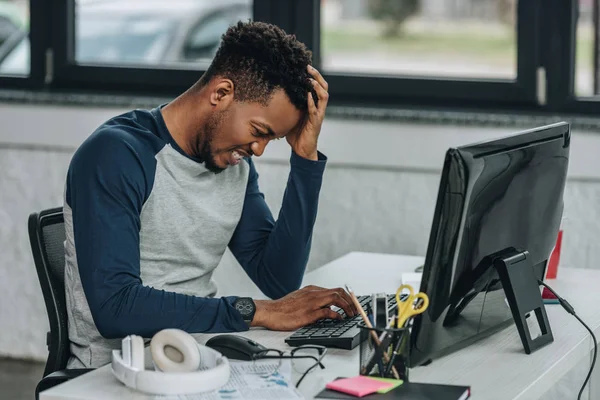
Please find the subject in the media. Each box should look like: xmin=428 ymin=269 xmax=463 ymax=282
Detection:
xmin=67 ymin=127 xmax=327 ymax=339
xmin=67 ymin=128 xmax=248 ymax=338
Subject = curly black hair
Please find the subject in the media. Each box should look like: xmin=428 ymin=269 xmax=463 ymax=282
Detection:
xmin=195 ymin=21 xmax=317 ymax=111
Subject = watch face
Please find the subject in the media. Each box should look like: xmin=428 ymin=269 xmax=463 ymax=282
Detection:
xmin=235 ymin=299 xmax=254 ymax=317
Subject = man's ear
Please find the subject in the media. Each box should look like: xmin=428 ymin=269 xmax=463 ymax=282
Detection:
xmin=209 ymin=78 xmax=234 ymax=108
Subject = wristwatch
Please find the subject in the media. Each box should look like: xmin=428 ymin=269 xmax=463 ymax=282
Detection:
xmin=233 ymin=297 xmax=256 ymax=326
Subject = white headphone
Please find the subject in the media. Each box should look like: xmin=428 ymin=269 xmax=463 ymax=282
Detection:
xmin=111 ymin=329 xmax=230 ymax=395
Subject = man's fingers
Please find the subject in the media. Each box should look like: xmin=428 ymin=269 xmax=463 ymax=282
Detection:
xmin=317 ymin=308 xmax=342 ymax=322
xmin=329 ymin=292 xmax=356 ymax=318
xmin=334 ymin=288 xmax=359 ymax=316
xmin=307 ymin=89 xmax=318 ymax=116
xmin=300 ymin=287 xmax=358 ymax=317
xmin=296 ymin=305 xmax=340 ymax=328
xmin=310 ymin=79 xmax=329 ymax=109
xmin=308 ymin=65 xmax=328 ymax=91
xmin=316 ymin=292 xmax=355 ymax=318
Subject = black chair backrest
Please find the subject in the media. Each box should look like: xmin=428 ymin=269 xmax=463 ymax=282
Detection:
xmin=28 ymin=207 xmax=69 ymax=377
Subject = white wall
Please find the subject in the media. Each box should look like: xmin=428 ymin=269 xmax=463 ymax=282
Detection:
xmin=1 ymin=102 xmax=599 ymax=362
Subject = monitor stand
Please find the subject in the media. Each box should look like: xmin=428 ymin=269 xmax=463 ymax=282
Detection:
xmin=493 ymin=249 xmax=554 ymax=354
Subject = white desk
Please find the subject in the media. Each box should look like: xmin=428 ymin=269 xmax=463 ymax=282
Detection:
xmin=40 ymin=252 xmax=600 ymax=400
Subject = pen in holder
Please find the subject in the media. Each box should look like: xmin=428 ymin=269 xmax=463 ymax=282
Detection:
xmin=358 ymin=322 xmax=410 ymax=382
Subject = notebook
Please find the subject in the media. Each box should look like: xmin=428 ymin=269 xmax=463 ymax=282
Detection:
xmin=316 ymin=378 xmax=470 ymax=400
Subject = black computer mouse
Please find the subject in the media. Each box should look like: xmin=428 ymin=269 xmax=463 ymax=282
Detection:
xmin=205 ymin=334 xmax=268 ymax=361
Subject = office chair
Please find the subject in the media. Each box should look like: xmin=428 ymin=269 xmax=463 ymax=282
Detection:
xmin=28 ymin=207 xmax=92 ymax=399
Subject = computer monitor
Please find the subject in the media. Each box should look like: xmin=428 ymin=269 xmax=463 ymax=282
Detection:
xmin=409 ymin=121 xmax=571 ymax=367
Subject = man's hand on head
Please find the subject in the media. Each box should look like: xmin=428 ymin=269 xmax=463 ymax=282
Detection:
xmin=286 ymin=65 xmax=329 ymax=161
xmin=250 ymin=285 xmax=359 ymax=331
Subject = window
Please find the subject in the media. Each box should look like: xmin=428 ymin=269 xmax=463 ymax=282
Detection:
xmin=40 ymin=0 xmax=253 ymax=94
xmin=0 ymin=0 xmax=29 ymax=76
xmin=318 ymin=0 xmax=537 ymax=110
xmin=0 ymin=32 xmax=28 ymax=74
xmin=321 ymin=0 xmax=517 ymax=79
xmin=183 ymin=5 xmax=250 ymax=63
xmin=73 ymin=0 xmax=252 ymax=68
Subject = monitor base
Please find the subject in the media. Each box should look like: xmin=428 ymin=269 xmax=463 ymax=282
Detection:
xmin=494 ymin=249 xmax=554 ymax=354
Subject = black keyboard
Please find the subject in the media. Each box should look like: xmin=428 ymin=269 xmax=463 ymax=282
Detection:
xmin=284 ymin=294 xmax=400 ymax=350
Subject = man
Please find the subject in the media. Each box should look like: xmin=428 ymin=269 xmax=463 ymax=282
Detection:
xmin=63 ymin=21 xmax=358 ymax=369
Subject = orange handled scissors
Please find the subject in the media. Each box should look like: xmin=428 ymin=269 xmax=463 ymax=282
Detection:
xmin=395 ymin=284 xmax=429 ymax=328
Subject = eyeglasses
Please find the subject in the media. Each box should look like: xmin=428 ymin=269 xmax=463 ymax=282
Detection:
xmin=251 ymin=345 xmax=327 ymax=388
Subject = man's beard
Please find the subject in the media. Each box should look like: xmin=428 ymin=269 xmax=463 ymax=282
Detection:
xmin=195 ymin=110 xmax=226 ymax=174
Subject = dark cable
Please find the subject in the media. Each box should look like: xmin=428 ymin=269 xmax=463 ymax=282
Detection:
xmin=539 ymin=280 xmax=597 ymax=400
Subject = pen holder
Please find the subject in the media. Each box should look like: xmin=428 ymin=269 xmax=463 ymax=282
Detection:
xmin=358 ymin=322 xmax=410 ymax=381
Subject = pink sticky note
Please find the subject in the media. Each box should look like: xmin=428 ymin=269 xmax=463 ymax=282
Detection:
xmin=326 ymin=376 xmax=395 ymax=397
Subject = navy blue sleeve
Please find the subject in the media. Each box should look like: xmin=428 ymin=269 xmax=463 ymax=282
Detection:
xmin=67 ymin=128 xmax=248 ymax=339
xmin=228 ymin=151 xmax=327 ymax=299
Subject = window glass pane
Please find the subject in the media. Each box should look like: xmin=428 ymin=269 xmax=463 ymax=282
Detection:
xmin=0 ymin=0 xmax=29 ymax=76
xmin=321 ymin=0 xmax=517 ymax=79
xmin=74 ymin=0 xmax=252 ymax=68
xmin=576 ymin=0 xmax=594 ymax=97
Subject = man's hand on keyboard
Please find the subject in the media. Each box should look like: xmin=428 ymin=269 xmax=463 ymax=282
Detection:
xmin=251 ymin=285 xmax=359 ymax=331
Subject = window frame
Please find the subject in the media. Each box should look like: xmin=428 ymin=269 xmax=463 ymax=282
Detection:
xmin=3 ymin=0 xmax=600 ymax=118
xmin=539 ymin=0 xmax=600 ymax=114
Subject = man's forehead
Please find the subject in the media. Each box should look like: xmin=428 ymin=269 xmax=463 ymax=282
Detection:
xmin=250 ymin=91 xmax=302 ymax=136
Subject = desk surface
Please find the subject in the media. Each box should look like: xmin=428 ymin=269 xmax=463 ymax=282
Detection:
xmin=40 ymin=252 xmax=600 ymax=400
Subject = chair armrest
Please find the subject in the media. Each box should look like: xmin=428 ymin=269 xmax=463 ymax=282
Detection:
xmin=35 ymin=369 xmax=94 ymax=400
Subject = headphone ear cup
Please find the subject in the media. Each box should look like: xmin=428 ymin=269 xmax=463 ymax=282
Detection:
xmin=150 ymin=329 xmax=201 ymax=373
xmin=130 ymin=335 xmax=146 ymax=370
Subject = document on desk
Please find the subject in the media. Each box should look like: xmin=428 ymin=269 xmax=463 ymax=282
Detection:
xmin=153 ymin=359 xmax=304 ymax=400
